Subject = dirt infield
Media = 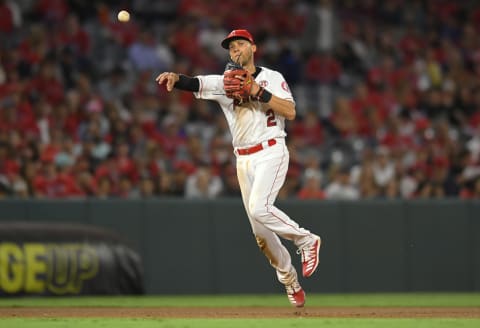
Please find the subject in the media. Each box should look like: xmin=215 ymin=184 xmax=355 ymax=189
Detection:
xmin=1 ymin=307 xmax=479 ymax=318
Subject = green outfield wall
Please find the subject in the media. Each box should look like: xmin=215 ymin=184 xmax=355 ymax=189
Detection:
xmin=0 ymin=199 xmax=478 ymax=294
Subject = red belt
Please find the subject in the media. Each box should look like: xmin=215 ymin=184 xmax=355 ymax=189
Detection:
xmin=236 ymin=139 xmax=276 ymax=155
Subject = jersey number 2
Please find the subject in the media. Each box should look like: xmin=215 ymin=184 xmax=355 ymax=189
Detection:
xmin=266 ymin=109 xmax=277 ymax=127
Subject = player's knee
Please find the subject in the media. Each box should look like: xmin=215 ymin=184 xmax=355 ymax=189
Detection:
xmin=249 ymin=203 xmax=271 ymax=222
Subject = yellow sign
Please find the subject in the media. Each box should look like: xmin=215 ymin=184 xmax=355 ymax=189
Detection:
xmin=0 ymin=243 xmax=99 ymax=295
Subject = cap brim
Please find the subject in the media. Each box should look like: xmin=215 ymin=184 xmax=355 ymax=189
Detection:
xmin=221 ymin=36 xmax=252 ymax=49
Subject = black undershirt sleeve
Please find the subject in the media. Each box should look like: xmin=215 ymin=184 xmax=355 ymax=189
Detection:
xmin=175 ymin=74 xmax=200 ymax=92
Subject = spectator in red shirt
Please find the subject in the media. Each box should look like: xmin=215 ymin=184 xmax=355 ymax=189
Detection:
xmin=330 ymin=97 xmax=358 ymax=137
xmin=297 ymin=168 xmax=326 ymax=200
xmin=94 ymin=154 xmax=121 ymax=192
xmin=367 ymin=55 xmax=407 ymax=91
xmin=350 ymin=82 xmax=388 ymax=137
xmin=398 ymin=24 xmax=426 ymax=64
xmin=289 ymin=111 xmax=324 ymax=147
xmin=169 ymin=19 xmax=201 ymax=64
xmin=56 ymin=14 xmax=90 ymax=56
xmin=27 ymin=60 xmax=65 ymax=106
xmin=32 ymin=161 xmax=78 ymax=198
xmin=17 ymin=25 xmax=49 ymax=67
xmin=304 ymin=51 xmax=342 ymax=84
xmin=153 ymin=114 xmax=187 ymax=160
xmin=0 ymin=141 xmax=19 ymax=178
xmin=113 ymin=141 xmax=139 ymax=184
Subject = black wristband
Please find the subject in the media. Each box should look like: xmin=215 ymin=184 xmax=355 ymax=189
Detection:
xmin=253 ymin=87 xmax=263 ymax=99
xmin=175 ymin=74 xmax=200 ymax=92
xmin=258 ymin=88 xmax=272 ymax=103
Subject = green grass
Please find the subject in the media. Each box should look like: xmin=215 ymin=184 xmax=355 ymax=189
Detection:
xmin=1 ymin=294 xmax=479 ymax=328
xmin=1 ymin=318 xmax=480 ymax=328
xmin=0 ymin=293 xmax=479 ymax=307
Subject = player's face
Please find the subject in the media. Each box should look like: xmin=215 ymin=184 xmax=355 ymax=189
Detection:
xmin=228 ymin=39 xmax=255 ymax=66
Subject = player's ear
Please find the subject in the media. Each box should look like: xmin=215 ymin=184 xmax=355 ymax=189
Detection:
xmin=252 ymin=44 xmax=257 ymax=54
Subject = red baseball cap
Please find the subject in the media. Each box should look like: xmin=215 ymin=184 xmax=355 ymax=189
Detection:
xmin=221 ymin=29 xmax=255 ymax=49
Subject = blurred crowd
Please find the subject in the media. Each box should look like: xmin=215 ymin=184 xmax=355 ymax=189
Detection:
xmin=1 ymin=0 xmax=480 ymax=200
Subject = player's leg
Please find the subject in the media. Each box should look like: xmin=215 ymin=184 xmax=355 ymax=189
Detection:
xmin=237 ymin=157 xmax=297 ymax=285
xmin=237 ymin=153 xmax=303 ymax=300
xmin=247 ymin=141 xmax=322 ymax=278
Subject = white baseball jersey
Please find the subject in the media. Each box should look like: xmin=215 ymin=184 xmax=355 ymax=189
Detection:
xmin=193 ymin=66 xmax=294 ymax=148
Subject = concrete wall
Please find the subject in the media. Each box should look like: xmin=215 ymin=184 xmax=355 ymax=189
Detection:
xmin=0 ymin=199 xmax=478 ymax=294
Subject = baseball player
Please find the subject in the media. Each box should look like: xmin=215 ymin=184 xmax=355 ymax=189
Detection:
xmin=156 ymin=29 xmax=321 ymax=307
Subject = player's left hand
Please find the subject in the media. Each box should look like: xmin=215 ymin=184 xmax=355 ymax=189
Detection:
xmin=223 ymin=62 xmax=255 ymax=104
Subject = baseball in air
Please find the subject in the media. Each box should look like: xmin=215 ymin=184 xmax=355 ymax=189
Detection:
xmin=117 ymin=10 xmax=130 ymax=22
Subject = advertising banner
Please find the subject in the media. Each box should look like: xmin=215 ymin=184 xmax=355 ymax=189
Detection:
xmin=0 ymin=223 xmax=144 ymax=296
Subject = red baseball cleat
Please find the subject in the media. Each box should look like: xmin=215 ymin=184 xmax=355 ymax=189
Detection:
xmin=285 ymin=280 xmax=305 ymax=308
xmin=298 ymin=235 xmax=321 ymax=278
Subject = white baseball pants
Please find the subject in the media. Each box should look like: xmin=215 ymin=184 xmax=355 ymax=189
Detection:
xmin=235 ymin=138 xmax=312 ymax=285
